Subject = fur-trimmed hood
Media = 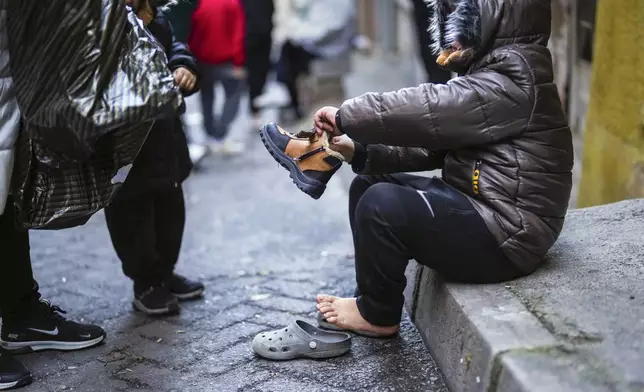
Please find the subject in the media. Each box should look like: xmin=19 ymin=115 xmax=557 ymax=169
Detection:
xmin=131 ymin=0 xmax=180 ymax=12
xmin=426 ymin=0 xmax=551 ymax=60
xmin=156 ymin=0 xmax=179 ymax=12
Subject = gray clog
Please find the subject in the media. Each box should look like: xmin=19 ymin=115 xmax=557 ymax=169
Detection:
xmin=252 ymin=320 xmax=351 ymax=360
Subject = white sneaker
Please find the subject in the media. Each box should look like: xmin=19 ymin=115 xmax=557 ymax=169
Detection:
xmin=252 ymin=84 xmax=290 ymax=109
xmin=188 ymin=144 xmax=208 ymax=165
xmin=221 ymin=139 xmax=245 ymax=156
xmin=208 ymin=139 xmax=244 ymax=156
xmin=208 ymin=139 xmax=224 ymax=154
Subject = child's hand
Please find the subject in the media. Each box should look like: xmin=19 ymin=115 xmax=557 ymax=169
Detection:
xmin=173 ymin=67 xmax=197 ymax=92
xmin=329 ymin=135 xmax=355 ymax=163
xmin=314 ymin=106 xmax=341 ymax=137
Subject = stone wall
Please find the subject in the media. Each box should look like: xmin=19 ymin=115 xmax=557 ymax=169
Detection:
xmin=578 ymin=0 xmax=644 ymax=207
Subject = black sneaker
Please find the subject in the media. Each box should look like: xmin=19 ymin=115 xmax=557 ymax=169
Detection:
xmin=0 ymin=348 xmax=31 ymax=390
xmin=166 ymin=274 xmax=205 ymax=301
xmin=259 ymin=123 xmax=343 ymax=199
xmin=0 ymin=300 xmax=106 ymax=354
xmin=132 ymin=285 xmax=180 ymax=316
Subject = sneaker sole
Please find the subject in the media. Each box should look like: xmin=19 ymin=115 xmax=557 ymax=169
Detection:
xmin=173 ymin=288 xmax=205 ymax=301
xmin=0 ymin=335 xmax=106 ymax=354
xmin=0 ymin=374 xmax=32 ymax=391
xmin=132 ymin=299 xmax=180 ymax=316
xmin=259 ymin=125 xmax=326 ymax=199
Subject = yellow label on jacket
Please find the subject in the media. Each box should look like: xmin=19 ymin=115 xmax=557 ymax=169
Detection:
xmin=472 ymin=161 xmax=482 ymax=195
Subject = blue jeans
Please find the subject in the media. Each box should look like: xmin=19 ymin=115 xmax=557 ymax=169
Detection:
xmin=198 ymin=63 xmax=244 ymax=140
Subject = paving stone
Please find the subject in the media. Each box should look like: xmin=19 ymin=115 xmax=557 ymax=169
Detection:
xmin=248 ymin=310 xmax=311 ymax=329
xmin=248 ymin=377 xmax=346 ymax=392
xmin=251 ymin=295 xmax=316 ymax=315
xmin=186 ymin=322 xmax=266 ymax=355
xmin=195 ymin=362 xmax=274 ymax=391
xmin=189 ymin=342 xmax=255 ymax=376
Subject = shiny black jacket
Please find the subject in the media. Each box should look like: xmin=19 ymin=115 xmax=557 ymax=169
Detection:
xmin=116 ymin=9 xmax=199 ymax=200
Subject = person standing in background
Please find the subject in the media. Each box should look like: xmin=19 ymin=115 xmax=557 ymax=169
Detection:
xmin=410 ymin=0 xmax=451 ymax=84
xmin=275 ymin=0 xmax=356 ymax=122
xmin=189 ymin=0 xmax=247 ymax=155
xmin=241 ymin=0 xmax=275 ymax=131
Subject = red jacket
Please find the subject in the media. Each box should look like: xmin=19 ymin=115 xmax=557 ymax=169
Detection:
xmin=188 ymin=0 xmax=246 ymax=66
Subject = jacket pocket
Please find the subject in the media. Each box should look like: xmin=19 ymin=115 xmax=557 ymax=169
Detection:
xmin=472 ymin=160 xmax=482 ymax=196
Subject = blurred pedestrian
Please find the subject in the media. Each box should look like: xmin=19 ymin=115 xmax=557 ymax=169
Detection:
xmin=105 ymin=0 xmax=204 ymax=316
xmin=410 ymin=0 xmax=451 ymax=84
xmin=276 ymin=0 xmax=356 ymax=122
xmin=241 ymin=0 xmax=275 ymax=131
xmin=189 ymin=0 xmax=246 ymax=155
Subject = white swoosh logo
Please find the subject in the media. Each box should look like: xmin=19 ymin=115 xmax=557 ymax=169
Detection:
xmin=28 ymin=327 xmax=59 ymax=336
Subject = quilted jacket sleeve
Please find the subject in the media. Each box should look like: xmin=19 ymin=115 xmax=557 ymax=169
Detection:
xmin=338 ymin=70 xmax=533 ymax=170
xmin=154 ymin=12 xmax=200 ymax=96
xmin=353 ymin=144 xmax=446 ymax=174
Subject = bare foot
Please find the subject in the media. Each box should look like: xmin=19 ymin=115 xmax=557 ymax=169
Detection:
xmin=316 ymin=294 xmax=399 ymax=337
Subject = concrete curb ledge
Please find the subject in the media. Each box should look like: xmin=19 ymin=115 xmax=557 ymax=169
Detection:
xmin=404 ymin=265 xmax=562 ymax=392
xmin=403 ymin=199 xmax=644 ymax=392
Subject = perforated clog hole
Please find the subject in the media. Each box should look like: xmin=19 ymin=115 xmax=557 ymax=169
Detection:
xmin=282 ymin=347 xmax=290 ymax=352
xmin=269 ymin=347 xmax=277 ymax=352
xmin=279 ymin=337 xmax=282 ymax=341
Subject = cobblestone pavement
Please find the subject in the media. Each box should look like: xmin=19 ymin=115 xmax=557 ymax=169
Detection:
xmin=14 ymin=99 xmax=448 ymax=391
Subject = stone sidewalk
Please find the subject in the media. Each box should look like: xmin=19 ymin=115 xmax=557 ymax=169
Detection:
xmin=11 ymin=100 xmax=447 ymax=391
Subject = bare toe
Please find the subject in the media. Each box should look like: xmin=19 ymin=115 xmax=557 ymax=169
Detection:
xmin=322 ymin=310 xmax=338 ymax=319
xmin=317 ymin=304 xmax=333 ymax=313
xmin=326 ymin=316 xmax=339 ymax=323
xmin=317 ymin=294 xmax=338 ymax=304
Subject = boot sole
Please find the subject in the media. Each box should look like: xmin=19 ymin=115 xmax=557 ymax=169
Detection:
xmin=132 ymin=300 xmax=180 ymax=316
xmin=0 ymin=374 xmax=32 ymax=390
xmin=0 ymin=335 xmax=106 ymax=354
xmin=173 ymin=287 xmax=205 ymax=301
xmin=260 ymin=125 xmax=325 ymax=199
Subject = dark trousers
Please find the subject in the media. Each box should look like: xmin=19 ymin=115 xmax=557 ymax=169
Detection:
xmin=276 ymin=40 xmax=316 ymax=112
xmin=198 ymin=63 xmax=245 ymax=141
xmin=105 ymin=186 xmax=185 ymax=289
xmin=246 ymin=35 xmax=273 ymax=115
xmin=0 ymin=196 xmax=38 ymax=320
xmin=411 ymin=0 xmax=452 ymax=84
xmin=349 ymin=174 xmax=522 ymax=326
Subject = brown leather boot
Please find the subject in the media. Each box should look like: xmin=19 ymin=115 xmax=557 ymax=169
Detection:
xmin=259 ymin=122 xmax=344 ymax=199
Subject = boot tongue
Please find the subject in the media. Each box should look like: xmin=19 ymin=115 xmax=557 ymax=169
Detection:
xmin=294 ymin=129 xmax=319 ymax=142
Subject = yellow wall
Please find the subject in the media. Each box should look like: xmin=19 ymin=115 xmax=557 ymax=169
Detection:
xmin=578 ymin=0 xmax=644 ymax=207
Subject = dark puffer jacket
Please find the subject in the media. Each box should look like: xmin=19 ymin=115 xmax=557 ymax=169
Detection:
xmin=339 ymin=0 xmax=573 ymax=273
xmin=115 ymin=9 xmax=198 ymax=200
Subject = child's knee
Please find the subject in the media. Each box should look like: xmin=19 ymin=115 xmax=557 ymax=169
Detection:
xmin=354 ymin=183 xmax=403 ymax=226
